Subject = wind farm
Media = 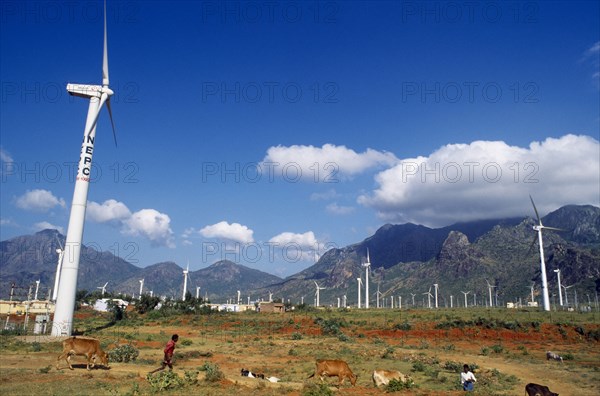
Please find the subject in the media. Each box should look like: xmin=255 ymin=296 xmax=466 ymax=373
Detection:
xmin=0 ymin=1 xmax=599 ymax=395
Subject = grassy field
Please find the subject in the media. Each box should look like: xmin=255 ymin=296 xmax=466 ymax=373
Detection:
xmin=1 ymin=307 xmax=599 ymax=395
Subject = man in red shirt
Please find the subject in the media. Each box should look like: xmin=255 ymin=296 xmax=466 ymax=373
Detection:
xmin=149 ymin=334 xmax=179 ymax=374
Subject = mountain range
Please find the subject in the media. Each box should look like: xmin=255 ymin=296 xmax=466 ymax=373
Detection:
xmin=1 ymin=204 xmax=598 ymax=306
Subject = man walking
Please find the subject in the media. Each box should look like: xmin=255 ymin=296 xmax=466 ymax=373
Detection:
xmin=149 ymin=334 xmax=179 ymax=374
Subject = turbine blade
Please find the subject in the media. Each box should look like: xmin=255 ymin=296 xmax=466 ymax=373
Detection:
xmin=83 ymin=93 xmax=108 ymax=137
xmin=102 ymin=0 xmax=109 ymax=86
xmin=54 ymin=234 xmax=64 ymax=250
xmin=526 ymin=235 xmax=538 ymax=256
xmin=106 ymin=98 xmax=117 ymax=147
xmin=543 ymin=226 xmax=565 ymax=232
xmin=529 ymin=195 xmax=542 ymax=224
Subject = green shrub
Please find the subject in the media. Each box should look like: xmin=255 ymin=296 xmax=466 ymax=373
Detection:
xmin=393 ymin=321 xmax=412 ymax=331
xmin=562 ymin=353 xmax=574 ymax=361
xmin=147 ymin=371 xmax=184 ymax=392
xmin=303 ymin=382 xmax=335 ymax=396
xmin=444 ymin=361 xmax=462 ymax=372
xmin=108 ymin=344 xmax=139 ymax=363
xmin=291 ymin=332 xmax=303 ymax=340
xmin=200 ymin=362 xmax=224 ymax=382
xmin=180 ymin=339 xmax=193 ymax=346
xmin=381 ymin=346 xmax=395 ymax=359
xmin=38 ymin=365 xmax=51 ymax=374
xmin=386 ymin=377 xmax=415 ymax=391
xmin=481 ymin=347 xmax=490 ymax=356
xmin=412 ymin=361 xmax=426 ymax=372
xmin=490 ymin=344 xmax=504 ymax=354
xmin=31 ymin=342 xmax=42 ymax=352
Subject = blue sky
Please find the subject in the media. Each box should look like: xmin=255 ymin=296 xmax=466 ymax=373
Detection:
xmin=1 ymin=0 xmax=599 ymax=278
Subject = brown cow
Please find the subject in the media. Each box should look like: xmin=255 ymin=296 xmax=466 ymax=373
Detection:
xmin=56 ymin=336 xmax=109 ymax=370
xmin=525 ymin=383 xmax=559 ymax=396
xmin=308 ymin=359 xmax=357 ymax=386
xmin=372 ymin=369 xmax=412 ymax=387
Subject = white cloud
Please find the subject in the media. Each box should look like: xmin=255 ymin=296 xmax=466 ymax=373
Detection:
xmin=87 ymin=199 xmax=132 ymax=223
xmin=200 ymin=221 xmax=254 ymax=244
xmin=86 ymin=199 xmax=174 ymax=248
xmin=33 ymin=221 xmax=64 ymax=234
xmin=15 ymin=189 xmax=65 ymax=212
xmin=268 ymin=231 xmax=322 ymax=262
xmin=269 ymin=231 xmax=319 ymax=248
xmin=123 ymin=209 xmax=175 ymax=248
xmin=581 ymin=41 xmax=600 ymax=84
xmin=359 ymin=134 xmax=600 ymax=227
xmin=326 ymin=202 xmax=356 ymax=215
xmin=262 ymin=144 xmax=398 ymax=182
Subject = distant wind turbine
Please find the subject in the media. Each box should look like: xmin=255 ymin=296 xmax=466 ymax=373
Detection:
xmin=182 ymin=262 xmax=189 ymax=301
xmin=433 ymin=283 xmax=439 ymax=308
xmin=314 ymin=281 xmax=325 ymax=307
xmin=410 ymin=293 xmax=416 ymax=306
xmin=52 ymin=1 xmax=118 ymax=337
xmin=562 ymin=284 xmax=573 ymax=306
xmin=357 ymin=278 xmax=363 ymax=308
xmin=423 ymin=287 xmax=433 ymax=309
xmin=485 ymin=280 xmax=496 ymax=307
xmin=554 ymin=269 xmax=563 ymax=306
xmin=376 ymin=284 xmax=383 ymax=308
xmin=362 ymin=249 xmax=371 ymax=309
xmin=34 ymin=280 xmax=40 ymax=301
xmin=97 ymin=282 xmax=108 ymax=297
xmin=529 ymin=195 xmax=563 ymax=312
xmin=461 ymin=291 xmax=470 ymax=308
xmin=52 ymin=235 xmax=65 ymax=302
xmin=139 ymin=279 xmax=144 ymax=299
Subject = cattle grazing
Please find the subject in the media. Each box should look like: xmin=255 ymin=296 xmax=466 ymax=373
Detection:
xmin=56 ymin=336 xmax=109 ymax=371
xmin=308 ymin=359 xmax=357 ymax=386
xmin=241 ymin=368 xmax=250 ymax=376
xmin=525 ymin=382 xmax=559 ymax=396
xmin=546 ymin=351 xmax=563 ymax=362
xmin=372 ymin=369 xmax=412 ymax=387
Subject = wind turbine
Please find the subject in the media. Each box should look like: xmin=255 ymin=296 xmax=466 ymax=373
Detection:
xmin=376 ymin=284 xmax=383 ymax=308
xmin=314 ymin=281 xmax=325 ymax=307
xmin=485 ymin=280 xmax=496 ymax=307
xmin=97 ymin=282 xmax=108 ymax=297
xmin=196 ymin=286 xmax=201 ymax=299
xmin=461 ymin=291 xmax=470 ymax=308
xmin=398 ymin=296 xmax=402 ymax=310
xmin=423 ymin=287 xmax=433 ymax=309
xmin=554 ymin=269 xmax=563 ymax=306
xmin=52 ymin=1 xmax=118 ymax=336
xmin=34 ymin=280 xmax=40 ymax=300
xmin=410 ymin=293 xmax=416 ymax=306
xmin=433 ymin=283 xmax=439 ymax=308
xmin=390 ymin=295 xmax=394 ymax=309
xmin=362 ymin=249 xmax=371 ymax=309
xmin=52 ymin=235 xmax=65 ymax=301
xmin=562 ymin=284 xmax=573 ymax=306
xmin=357 ymin=278 xmax=363 ymax=308
xmin=529 ymin=195 xmax=563 ymax=312
xmin=182 ymin=262 xmax=189 ymax=301
xmin=139 ymin=279 xmax=144 ymax=299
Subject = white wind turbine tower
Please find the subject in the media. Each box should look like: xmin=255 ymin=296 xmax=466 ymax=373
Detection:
xmin=410 ymin=293 xmax=416 ymax=306
xmin=423 ymin=287 xmax=433 ymax=308
xmin=357 ymin=278 xmax=363 ymax=308
xmin=461 ymin=291 xmax=470 ymax=308
xmin=237 ymin=290 xmax=241 ymax=305
xmin=52 ymin=1 xmax=118 ymax=336
xmin=554 ymin=269 xmax=563 ymax=306
xmin=562 ymin=284 xmax=573 ymax=306
xmin=34 ymin=280 xmax=40 ymax=300
xmin=529 ymin=195 xmax=563 ymax=312
xmin=485 ymin=280 xmax=496 ymax=307
xmin=196 ymin=286 xmax=201 ymax=299
xmin=433 ymin=283 xmax=439 ymax=308
xmin=529 ymin=283 xmax=535 ymax=304
xmin=139 ymin=279 xmax=144 ymax=299
xmin=97 ymin=282 xmax=108 ymax=297
xmin=52 ymin=235 xmax=65 ymax=302
xmin=376 ymin=284 xmax=383 ymax=308
xmin=362 ymin=249 xmax=371 ymax=309
xmin=314 ymin=281 xmax=325 ymax=307
xmin=182 ymin=262 xmax=189 ymax=301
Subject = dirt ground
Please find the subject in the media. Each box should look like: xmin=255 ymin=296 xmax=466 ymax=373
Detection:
xmin=1 ymin=309 xmax=598 ymax=395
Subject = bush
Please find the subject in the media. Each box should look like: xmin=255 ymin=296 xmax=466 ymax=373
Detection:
xmin=291 ymin=332 xmax=303 ymax=340
xmin=444 ymin=361 xmax=462 ymax=372
xmin=490 ymin=344 xmax=504 ymax=354
xmin=386 ymin=378 xmax=415 ymax=392
xmin=180 ymin=339 xmax=193 ymax=346
xmin=412 ymin=361 xmax=426 ymax=372
xmin=393 ymin=321 xmax=412 ymax=331
xmin=108 ymin=344 xmax=139 ymax=363
xmin=31 ymin=342 xmax=42 ymax=352
xmin=200 ymin=362 xmax=224 ymax=382
xmin=147 ymin=371 xmax=184 ymax=392
xmin=382 ymin=347 xmax=395 ymax=359
xmin=303 ymin=383 xmax=335 ymax=396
